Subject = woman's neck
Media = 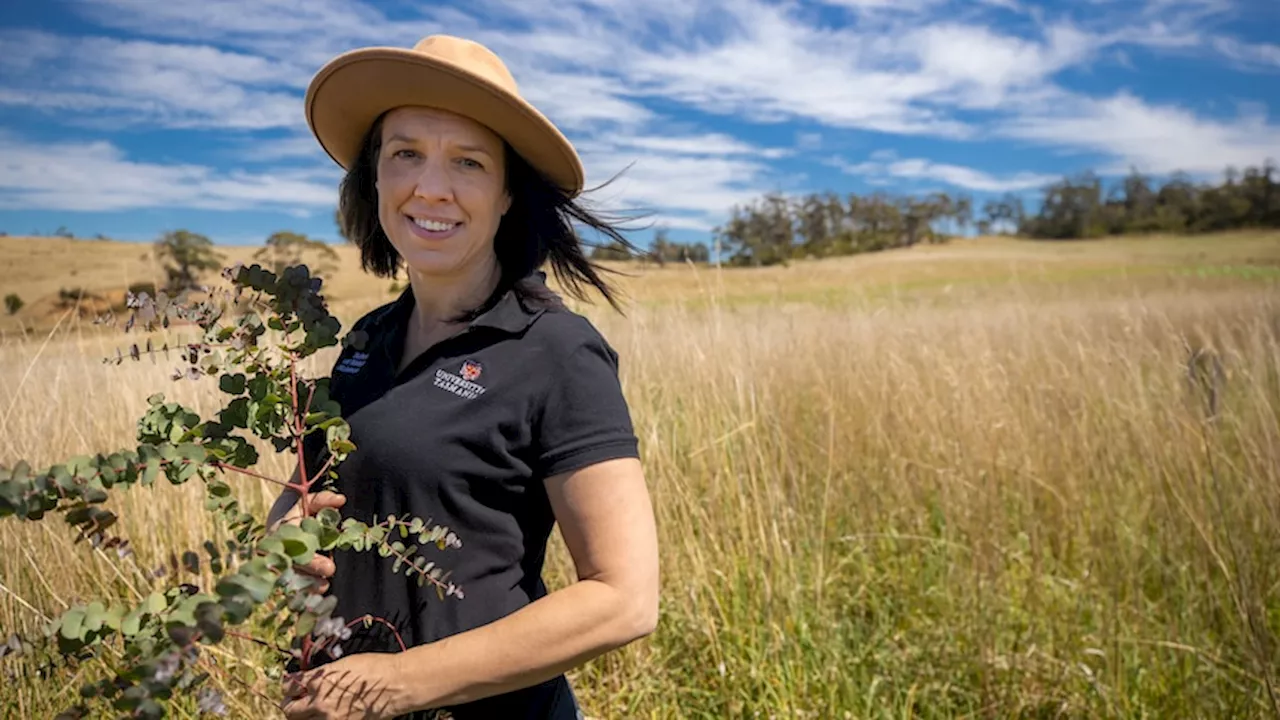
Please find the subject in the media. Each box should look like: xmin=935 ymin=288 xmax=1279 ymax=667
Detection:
xmin=404 ymin=257 xmax=502 ymax=338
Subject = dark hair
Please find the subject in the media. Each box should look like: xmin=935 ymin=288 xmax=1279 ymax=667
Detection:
xmin=337 ymin=112 xmax=646 ymax=322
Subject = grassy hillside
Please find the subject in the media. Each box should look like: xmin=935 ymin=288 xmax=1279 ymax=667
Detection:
xmin=3 ymin=230 xmax=1278 ymax=335
xmin=0 ymin=230 xmax=1278 ymax=718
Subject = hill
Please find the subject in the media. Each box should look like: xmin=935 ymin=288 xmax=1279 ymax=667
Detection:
xmin=1 ymin=230 xmax=1278 ymax=336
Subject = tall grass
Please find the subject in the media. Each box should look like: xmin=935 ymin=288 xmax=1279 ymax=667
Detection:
xmin=1 ymin=258 xmax=1278 ymax=718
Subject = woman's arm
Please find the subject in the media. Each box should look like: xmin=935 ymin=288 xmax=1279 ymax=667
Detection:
xmin=282 ymin=455 xmax=659 ymax=717
xmin=389 ymin=455 xmax=659 ymax=711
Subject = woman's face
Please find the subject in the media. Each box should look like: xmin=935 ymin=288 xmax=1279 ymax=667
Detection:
xmin=375 ymin=106 xmax=511 ymax=282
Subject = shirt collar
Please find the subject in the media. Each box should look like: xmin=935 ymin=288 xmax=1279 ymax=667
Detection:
xmin=371 ymin=270 xmax=548 ymax=341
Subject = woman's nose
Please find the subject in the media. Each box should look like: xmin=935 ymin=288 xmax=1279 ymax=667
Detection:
xmin=412 ymin=160 xmax=454 ymax=201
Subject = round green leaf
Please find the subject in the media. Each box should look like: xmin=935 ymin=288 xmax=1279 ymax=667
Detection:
xmin=83 ymin=602 xmax=106 ymax=633
xmin=59 ymin=608 xmax=86 ymax=640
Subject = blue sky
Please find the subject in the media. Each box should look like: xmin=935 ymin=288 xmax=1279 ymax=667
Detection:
xmin=0 ymin=0 xmax=1278 ymax=248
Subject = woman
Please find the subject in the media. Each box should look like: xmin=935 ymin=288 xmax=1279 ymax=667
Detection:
xmin=267 ymin=35 xmax=660 ymax=720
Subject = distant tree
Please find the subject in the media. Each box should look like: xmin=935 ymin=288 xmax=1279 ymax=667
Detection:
xmin=954 ymin=194 xmax=974 ymax=234
xmin=720 ymin=192 xmax=793 ymax=266
xmin=1023 ymin=172 xmax=1107 ymax=239
xmin=796 ymin=193 xmax=835 ymax=257
xmin=54 ymin=226 xmax=74 ymax=239
xmin=645 ymin=227 xmax=709 ymax=265
xmin=4 ymin=294 xmax=22 ymax=315
xmin=981 ymin=195 xmax=1025 ymax=235
xmin=676 ymin=242 xmax=710 ymax=263
xmin=254 ymin=231 xmax=339 ymax=277
xmin=154 ymin=230 xmax=224 ymax=293
xmin=648 ymin=227 xmax=672 ymax=267
xmin=590 ymin=239 xmax=633 ymax=262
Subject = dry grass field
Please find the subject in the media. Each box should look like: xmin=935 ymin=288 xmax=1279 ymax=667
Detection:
xmin=1 ymin=231 xmax=1279 ymax=718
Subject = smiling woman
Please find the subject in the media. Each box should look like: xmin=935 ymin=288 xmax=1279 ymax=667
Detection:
xmin=265 ymin=35 xmax=659 ymax=720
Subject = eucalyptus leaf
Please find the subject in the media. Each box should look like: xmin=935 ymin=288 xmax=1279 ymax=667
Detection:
xmin=59 ymin=608 xmax=86 ymax=640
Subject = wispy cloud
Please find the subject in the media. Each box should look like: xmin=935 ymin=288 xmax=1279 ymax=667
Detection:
xmin=0 ymin=134 xmax=337 ymax=212
xmin=577 ymin=132 xmax=787 ymax=231
xmin=999 ymin=90 xmax=1280 ymax=176
xmin=834 ymin=154 xmax=1058 ymax=193
xmin=1210 ymin=37 xmax=1280 ymax=73
xmin=0 ymin=30 xmax=306 ymax=130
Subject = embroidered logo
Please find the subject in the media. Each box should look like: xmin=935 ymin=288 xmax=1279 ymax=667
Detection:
xmin=460 ymin=359 xmax=483 ymax=381
xmin=434 ymin=359 xmax=487 ymax=400
xmin=336 ymin=351 xmax=369 ymax=375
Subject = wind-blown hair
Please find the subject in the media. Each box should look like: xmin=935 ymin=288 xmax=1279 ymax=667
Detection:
xmin=336 ymin=112 xmax=644 ymax=322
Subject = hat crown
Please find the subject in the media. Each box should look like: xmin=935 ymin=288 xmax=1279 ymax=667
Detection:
xmin=305 ymin=33 xmax=584 ymax=194
xmin=412 ymin=35 xmax=518 ymax=95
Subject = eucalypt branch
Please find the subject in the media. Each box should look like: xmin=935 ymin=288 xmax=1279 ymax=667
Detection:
xmin=0 ymin=263 xmax=464 ymax=719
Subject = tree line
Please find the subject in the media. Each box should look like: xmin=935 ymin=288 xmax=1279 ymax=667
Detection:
xmin=592 ymin=161 xmax=1277 ymax=267
xmin=991 ymin=162 xmax=1279 ymax=240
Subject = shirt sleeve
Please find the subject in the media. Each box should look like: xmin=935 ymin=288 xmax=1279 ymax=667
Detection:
xmin=532 ymin=334 xmax=640 ymax=478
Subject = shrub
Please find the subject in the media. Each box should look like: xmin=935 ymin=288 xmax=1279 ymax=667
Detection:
xmin=4 ymin=293 xmax=22 ymax=315
xmin=0 ymin=263 xmax=463 ymax=718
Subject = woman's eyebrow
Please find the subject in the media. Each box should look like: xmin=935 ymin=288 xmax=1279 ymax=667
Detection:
xmin=384 ymin=134 xmax=493 ymax=157
xmin=455 ymin=144 xmax=495 ymax=158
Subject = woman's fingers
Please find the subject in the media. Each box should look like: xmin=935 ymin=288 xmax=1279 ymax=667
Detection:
xmin=299 ymin=554 xmax=336 ymax=580
xmin=308 ymin=491 xmax=347 ymax=511
xmin=272 ymin=491 xmax=346 ymax=592
xmin=279 ymin=492 xmax=348 ymax=526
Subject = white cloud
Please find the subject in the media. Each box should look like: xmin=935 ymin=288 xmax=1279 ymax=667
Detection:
xmin=0 ymin=0 xmax=1276 ymax=231
xmin=905 ymin=22 xmax=1101 ymax=108
xmin=66 ymin=0 xmax=395 ymax=45
xmin=608 ymin=133 xmax=789 ymax=159
xmin=817 ymin=0 xmax=943 ymax=10
xmin=0 ymin=30 xmax=306 ymax=130
xmin=576 ymin=132 xmax=786 ymax=230
xmin=835 ymin=155 xmax=1058 ymax=192
xmin=621 ymin=6 xmax=975 ymax=137
xmin=999 ymin=90 xmax=1280 ymax=176
xmin=1211 ymin=37 xmax=1280 ymax=72
xmin=0 ymin=135 xmax=338 ymax=212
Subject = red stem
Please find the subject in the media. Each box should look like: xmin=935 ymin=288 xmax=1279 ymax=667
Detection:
xmin=212 ymin=462 xmax=293 ymax=490
xmin=287 ymin=352 xmax=312 ymax=519
xmin=347 ymin=616 xmax=408 ymax=653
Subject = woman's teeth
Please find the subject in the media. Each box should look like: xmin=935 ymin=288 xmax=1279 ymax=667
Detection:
xmin=413 ymin=218 xmax=458 ymax=232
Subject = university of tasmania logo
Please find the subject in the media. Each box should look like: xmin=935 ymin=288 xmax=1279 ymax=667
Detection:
xmin=460 ymin=359 xmax=483 ymax=381
xmin=434 ymin=359 xmax=486 ymax=400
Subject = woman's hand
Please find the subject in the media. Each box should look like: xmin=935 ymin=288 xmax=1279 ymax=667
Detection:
xmin=269 ymin=488 xmax=347 ymax=594
xmin=280 ymin=653 xmax=410 ymax=720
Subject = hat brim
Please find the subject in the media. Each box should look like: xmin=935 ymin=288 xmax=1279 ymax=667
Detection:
xmin=305 ymin=47 xmax=585 ymax=196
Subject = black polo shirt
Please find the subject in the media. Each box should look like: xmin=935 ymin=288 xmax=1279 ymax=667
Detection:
xmin=304 ymin=273 xmax=639 ymax=719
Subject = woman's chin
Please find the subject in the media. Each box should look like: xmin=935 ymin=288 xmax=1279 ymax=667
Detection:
xmin=400 ymin=252 xmax=464 ymax=279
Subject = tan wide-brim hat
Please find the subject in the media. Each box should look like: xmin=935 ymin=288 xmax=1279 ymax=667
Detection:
xmin=305 ymin=34 xmax=585 ymax=196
